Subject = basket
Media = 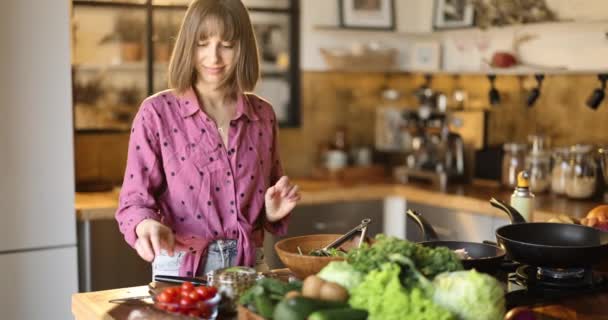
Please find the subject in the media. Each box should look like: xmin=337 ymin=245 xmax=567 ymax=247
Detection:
xmin=320 ymin=48 xmax=397 ymax=71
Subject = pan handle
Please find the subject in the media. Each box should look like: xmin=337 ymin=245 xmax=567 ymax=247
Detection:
xmin=406 ymin=209 xmax=439 ymax=241
xmin=490 ymin=198 xmax=526 ymax=224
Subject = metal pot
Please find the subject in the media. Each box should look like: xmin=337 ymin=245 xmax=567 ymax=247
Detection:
xmin=406 ymin=209 xmax=506 ymax=273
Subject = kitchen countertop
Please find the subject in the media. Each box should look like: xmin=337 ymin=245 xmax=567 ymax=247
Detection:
xmin=75 ymin=179 xmax=603 ymax=223
xmin=72 ymin=284 xmax=608 ymax=320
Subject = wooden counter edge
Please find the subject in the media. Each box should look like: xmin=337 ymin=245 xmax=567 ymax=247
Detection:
xmin=76 ymin=182 xmax=599 ymax=222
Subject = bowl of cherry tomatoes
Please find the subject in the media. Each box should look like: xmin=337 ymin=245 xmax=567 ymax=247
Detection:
xmin=153 ymin=281 xmax=220 ymax=319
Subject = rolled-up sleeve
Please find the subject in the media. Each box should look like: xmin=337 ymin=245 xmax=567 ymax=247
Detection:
xmin=263 ymin=113 xmax=289 ymax=236
xmin=116 ymin=100 xmax=165 ymax=247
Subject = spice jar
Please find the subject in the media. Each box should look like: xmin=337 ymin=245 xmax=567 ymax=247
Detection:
xmin=551 ymin=147 xmax=571 ymax=195
xmin=502 ymin=143 xmax=527 ymax=188
xmin=565 ymin=145 xmax=598 ymax=199
xmin=525 ymin=151 xmax=551 ymax=193
xmin=206 ymin=266 xmax=257 ymax=301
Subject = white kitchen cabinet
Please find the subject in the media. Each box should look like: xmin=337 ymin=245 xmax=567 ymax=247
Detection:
xmin=405 ymin=202 xmax=496 ymax=243
xmin=0 ymin=247 xmax=78 ymax=320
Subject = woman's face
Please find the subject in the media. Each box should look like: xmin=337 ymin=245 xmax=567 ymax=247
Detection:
xmin=194 ymin=35 xmax=236 ymax=88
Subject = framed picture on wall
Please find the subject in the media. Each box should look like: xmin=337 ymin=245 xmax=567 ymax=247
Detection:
xmin=434 ymin=0 xmax=475 ymax=29
xmin=339 ymin=0 xmax=395 ymax=30
xmin=410 ymin=41 xmax=441 ymax=71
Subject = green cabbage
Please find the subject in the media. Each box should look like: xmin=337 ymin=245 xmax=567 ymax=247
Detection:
xmin=317 ymin=261 xmax=364 ymax=291
xmin=432 ymin=270 xmax=505 ymax=320
xmin=349 ymin=263 xmax=455 ymax=320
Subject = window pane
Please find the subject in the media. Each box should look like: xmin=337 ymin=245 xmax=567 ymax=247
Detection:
xmin=152 ymin=9 xmax=185 ymax=92
xmin=72 ymin=6 xmax=147 ymax=131
xmin=255 ymin=75 xmax=291 ymax=124
xmin=250 ymin=12 xmax=291 ymax=74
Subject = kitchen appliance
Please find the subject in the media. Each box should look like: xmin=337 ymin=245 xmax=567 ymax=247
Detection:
xmin=393 ymin=112 xmax=465 ymax=190
xmin=406 ymin=210 xmax=506 ymax=273
xmin=0 ymin=1 xmax=78 ymax=319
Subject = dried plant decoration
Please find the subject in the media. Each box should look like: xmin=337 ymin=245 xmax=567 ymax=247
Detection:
xmin=472 ymin=0 xmax=558 ymax=29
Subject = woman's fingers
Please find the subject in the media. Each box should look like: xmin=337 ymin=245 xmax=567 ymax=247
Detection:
xmin=286 ymin=184 xmax=300 ymax=200
xmin=135 ymin=237 xmax=155 ymax=262
xmin=161 ymin=228 xmax=175 ymax=257
xmin=150 ymin=231 xmax=162 ymax=258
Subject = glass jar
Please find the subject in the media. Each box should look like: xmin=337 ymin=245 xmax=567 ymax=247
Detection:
xmin=525 ymin=151 xmax=551 ymax=193
xmin=565 ymin=145 xmax=598 ymax=199
xmin=551 ymin=147 xmax=571 ymax=195
xmin=502 ymin=143 xmax=527 ymax=188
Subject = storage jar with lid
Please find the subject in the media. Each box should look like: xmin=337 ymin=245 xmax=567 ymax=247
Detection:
xmin=502 ymin=143 xmax=527 ymax=188
xmin=551 ymin=147 xmax=571 ymax=195
xmin=565 ymin=145 xmax=598 ymax=199
xmin=525 ymin=151 xmax=551 ymax=193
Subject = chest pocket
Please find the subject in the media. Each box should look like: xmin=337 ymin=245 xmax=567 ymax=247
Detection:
xmin=190 ymin=144 xmax=225 ymax=174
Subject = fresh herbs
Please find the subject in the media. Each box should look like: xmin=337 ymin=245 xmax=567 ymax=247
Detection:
xmin=239 ymin=278 xmax=302 ymax=319
xmin=309 ymin=247 xmax=347 ymax=257
xmin=346 ymin=235 xmax=463 ymax=278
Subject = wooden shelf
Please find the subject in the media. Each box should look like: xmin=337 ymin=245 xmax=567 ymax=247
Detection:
xmin=74 ymin=62 xmax=168 ymax=72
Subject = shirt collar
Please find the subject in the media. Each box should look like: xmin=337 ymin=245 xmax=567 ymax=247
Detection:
xmin=177 ymin=87 xmax=260 ymax=121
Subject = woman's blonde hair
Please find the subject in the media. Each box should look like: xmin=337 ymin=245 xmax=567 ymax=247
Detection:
xmin=168 ymin=0 xmax=260 ymax=94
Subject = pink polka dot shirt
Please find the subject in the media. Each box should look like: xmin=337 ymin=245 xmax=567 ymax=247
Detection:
xmin=115 ymin=87 xmax=288 ymax=276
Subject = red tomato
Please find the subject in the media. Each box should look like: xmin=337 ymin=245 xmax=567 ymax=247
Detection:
xmin=181 ymin=281 xmax=195 ymax=292
xmin=207 ymin=286 xmax=218 ymax=297
xmin=179 ymin=297 xmax=194 ymax=309
xmin=188 ymin=291 xmax=201 ymax=302
xmin=195 ymin=286 xmax=211 ymax=299
xmin=156 ymin=292 xmax=171 ymax=303
xmin=180 ymin=289 xmax=192 ymax=298
xmin=164 ymin=287 xmax=179 ymax=297
xmin=166 ymin=304 xmax=179 ymax=313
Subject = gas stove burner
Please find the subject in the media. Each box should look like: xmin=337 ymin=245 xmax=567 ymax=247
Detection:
xmin=506 ymin=265 xmax=608 ymax=310
xmin=513 ymin=265 xmax=605 ymax=290
xmin=537 ymin=267 xmax=586 ymax=280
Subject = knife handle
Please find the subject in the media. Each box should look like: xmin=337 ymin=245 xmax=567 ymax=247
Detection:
xmin=154 ymin=275 xmax=207 ymax=286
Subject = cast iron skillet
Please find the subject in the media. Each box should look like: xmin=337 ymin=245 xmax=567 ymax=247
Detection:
xmin=490 ymin=198 xmax=608 ymax=268
xmin=406 ymin=209 xmax=506 ymax=273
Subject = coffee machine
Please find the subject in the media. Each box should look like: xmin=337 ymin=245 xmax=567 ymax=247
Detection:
xmin=393 ymin=82 xmax=465 ymax=190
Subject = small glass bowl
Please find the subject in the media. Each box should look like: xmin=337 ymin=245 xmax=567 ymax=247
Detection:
xmin=152 ymin=291 xmax=221 ymax=319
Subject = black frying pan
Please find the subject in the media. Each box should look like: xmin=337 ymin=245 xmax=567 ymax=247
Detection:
xmin=490 ymin=198 xmax=608 ymax=268
xmin=406 ymin=209 xmax=506 ymax=273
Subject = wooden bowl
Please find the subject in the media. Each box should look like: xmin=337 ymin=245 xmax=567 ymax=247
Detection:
xmin=274 ymin=234 xmax=360 ymax=279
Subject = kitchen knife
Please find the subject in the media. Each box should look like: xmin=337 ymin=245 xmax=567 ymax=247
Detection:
xmin=154 ymin=274 xmax=207 ymax=286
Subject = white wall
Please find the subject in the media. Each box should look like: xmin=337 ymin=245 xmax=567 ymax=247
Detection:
xmin=300 ymin=0 xmax=608 ymax=72
xmin=300 ymin=0 xmax=433 ymax=70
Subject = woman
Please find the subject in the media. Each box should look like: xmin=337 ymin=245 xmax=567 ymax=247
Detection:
xmin=115 ymin=0 xmax=300 ymax=277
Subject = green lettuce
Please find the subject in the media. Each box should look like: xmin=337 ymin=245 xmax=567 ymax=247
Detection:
xmin=432 ymin=270 xmax=505 ymax=320
xmin=349 ymin=263 xmax=455 ymax=320
xmin=317 ymin=261 xmax=364 ymax=291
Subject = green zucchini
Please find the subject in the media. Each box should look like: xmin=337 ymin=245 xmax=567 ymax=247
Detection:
xmin=308 ymin=307 xmax=369 ymax=320
xmin=272 ymin=297 xmax=348 ymax=320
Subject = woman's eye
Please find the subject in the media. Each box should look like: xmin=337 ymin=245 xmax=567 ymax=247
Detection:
xmin=221 ymin=43 xmax=234 ymax=48
xmin=197 ymin=42 xmax=208 ymax=47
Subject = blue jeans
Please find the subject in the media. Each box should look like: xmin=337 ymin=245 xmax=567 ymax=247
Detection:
xmin=200 ymin=240 xmax=238 ymax=275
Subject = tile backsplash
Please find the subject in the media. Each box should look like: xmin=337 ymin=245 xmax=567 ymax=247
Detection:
xmin=75 ymin=72 xmax=608 ymax=186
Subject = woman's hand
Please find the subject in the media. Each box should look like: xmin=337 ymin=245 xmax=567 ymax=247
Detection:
xmin=134 ymin=219 xmax=175 ymax=262
xmin=265 ymin=176 xmax=301 ymax=223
